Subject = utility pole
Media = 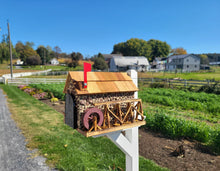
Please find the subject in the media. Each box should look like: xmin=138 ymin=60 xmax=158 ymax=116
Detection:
xmin=7 ymin=20 xmax=13 ymax=79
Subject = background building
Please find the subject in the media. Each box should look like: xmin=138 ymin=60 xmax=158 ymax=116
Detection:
xmin=110 ymin=56 xmax=150 ymax=72
xmin=166 ymin=54 xmax=200 ymax=72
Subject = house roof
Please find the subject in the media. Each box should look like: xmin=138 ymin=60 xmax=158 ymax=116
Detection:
xmin=167 ymin=54 xmax=200 ymax=63
xmin=112 ymin=56 xmax=149 ymax=67
xmin=155 ymin=57 xmax=167 ymax=61
xmin=168 ymin=54 xmax=199 ymax=60
xmin=50 ymin=58 xmax=59 ymax=61
xmin=64 ymin=71 xmax=138 ymax=95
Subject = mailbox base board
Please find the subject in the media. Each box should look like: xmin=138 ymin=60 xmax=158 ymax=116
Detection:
xmin=77 ymin=120 xmax=146 ymax=137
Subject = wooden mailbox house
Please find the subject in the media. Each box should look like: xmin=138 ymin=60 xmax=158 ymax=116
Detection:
xmin=63 ymin=71 xmax=145 ymax=137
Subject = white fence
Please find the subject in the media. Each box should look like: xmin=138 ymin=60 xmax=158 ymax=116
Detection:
xmin=7 ymin=78 xmax=66 ymax=85
xmin=1 ymin=69 xmax=52 ymax=84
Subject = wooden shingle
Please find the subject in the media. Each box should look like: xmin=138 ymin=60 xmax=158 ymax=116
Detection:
xmin=64 ymin=71 xmax=138 ymax=95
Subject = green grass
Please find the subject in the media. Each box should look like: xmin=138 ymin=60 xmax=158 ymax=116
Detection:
xmin=0 ymin=85 xmax=168 ymax=171
xmin=139 ymin=66 xmax=220 ymax=81
xmin=21 ymin=65 xmax=83 ymax=71
xmin=22 ymin=75 xmax=68 ymax=79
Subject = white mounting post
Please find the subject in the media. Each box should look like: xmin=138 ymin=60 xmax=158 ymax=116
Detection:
xmin=106 ymin=126 xmax=139 ymax=171
xmin=95 ymin=70 xmax=139 ymax=171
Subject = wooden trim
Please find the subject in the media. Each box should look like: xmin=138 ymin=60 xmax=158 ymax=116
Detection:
xmin=77 ymin=120 xmax=146 ymax=137
xmin=93 ymin=99 xmax=142 ymax=106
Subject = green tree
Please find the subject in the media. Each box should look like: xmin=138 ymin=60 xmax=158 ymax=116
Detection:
xmin=0 ymin=34 xmax=17 ymax=63
xmin=15 ymin=41 xmax=25 ymax=58
xmin=23 ymin=48 xmax=39 ymax=63
xmin=25 ymin=41 xmax=34 ymax=49
xmin=92 ymin=53 xmax=108 ymax=70
xmin=112 ymin=38 xmax=171 ymax=61
xmin=68 ymin=52 xmax=83 ymax=68
xmin=26 ymin=55 xmax=42 ymax=65
xmin=45 ymin=45 xmax=55 ymax=59
xmin=15 ymin=41 xmax=39 ymax=64
xmin=36 ymin=45 xmax=50 ymax=64
xmin=60 ymin=52 xmax=69 ymax=58
xmin=0 ymin=42 xmax=9 ymax=63
xmin=199 ymin=54 xmax=209 ymax=65
xmin=148 ymin=39 xmax=171 ymax=61
xmin=112 ymin=38 xmax=152 ymax=59
xmin=53 ymin=46 xmax=61 ymax=58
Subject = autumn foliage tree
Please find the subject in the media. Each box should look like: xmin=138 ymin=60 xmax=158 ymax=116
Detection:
xmin=15 ymin=41 xmax=39 ymax=64
xmin=171 ymin=47 xmax=187 ymax=56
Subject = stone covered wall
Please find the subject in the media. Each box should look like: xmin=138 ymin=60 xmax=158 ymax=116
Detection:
xmin=67 ymin=80 xmax=134 ymax=129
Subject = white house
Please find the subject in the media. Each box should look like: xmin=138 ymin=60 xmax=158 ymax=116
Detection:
xmin=110 ymin=56 xmax=150 ymax=72
xmin=16 ymin=59 xmax=24 ymax=65
xmin=50 ymin=58 xmax=59 ymax=65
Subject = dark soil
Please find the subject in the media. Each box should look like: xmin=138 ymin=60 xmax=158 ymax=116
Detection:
xmin=40 ymin=99 xmax=220 ymax=171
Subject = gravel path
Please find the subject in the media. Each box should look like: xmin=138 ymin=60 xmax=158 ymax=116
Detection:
xmin=0 ymin=88 xmax=55 ymax=171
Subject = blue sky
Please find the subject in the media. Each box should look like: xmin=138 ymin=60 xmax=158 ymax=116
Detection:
xmin=0 ymin=0 xmax=219 ymax=57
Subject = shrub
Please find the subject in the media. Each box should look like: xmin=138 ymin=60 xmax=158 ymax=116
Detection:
xmin=26 ymin=55 xmax=42 ymax=65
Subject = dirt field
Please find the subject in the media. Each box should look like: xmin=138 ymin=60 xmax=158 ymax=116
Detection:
xmin=40 ymin=99 xmax=220 ymax=171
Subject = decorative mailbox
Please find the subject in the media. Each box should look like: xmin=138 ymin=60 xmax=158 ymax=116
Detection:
xmin=63 ymin=70 xmax=145 ymax=137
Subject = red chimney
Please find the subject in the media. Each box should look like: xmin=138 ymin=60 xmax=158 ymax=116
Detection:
xmin=83 ymin=62 xmax=91 ymax=89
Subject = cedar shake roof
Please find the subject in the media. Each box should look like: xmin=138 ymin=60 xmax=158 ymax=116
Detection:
xmin=63 ymin=71 xmax=138 ymax=95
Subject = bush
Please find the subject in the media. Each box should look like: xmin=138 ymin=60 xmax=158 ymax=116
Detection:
xmin=92 ymin=57 xmax=108 ymax=70
xmin=26 ymin=55 xmax=42 ymax=65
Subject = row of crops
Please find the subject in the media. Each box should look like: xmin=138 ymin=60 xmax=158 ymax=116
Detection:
xmin=139 ymin=88 xmax=220 ymax=115
xmin=144 ymin=109 xmax=220 ymax=152
xmin=29 ymin=84 xmax=220 ymax=153
xmin=139 ymin=88 xmax=220 ymax=153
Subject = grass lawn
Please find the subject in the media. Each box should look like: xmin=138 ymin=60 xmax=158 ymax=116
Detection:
xmin=0 ymin=85 xmax=168 ymax=171
xmin=21 ymin=65 xmax=83 ymax=71
xmin=20 ymin=66 xmax=220 ymax=81
xmin=139 ymin=66 xmax=220 ymax=81
xmin=23 ymin=75 xmax=68 ymax=78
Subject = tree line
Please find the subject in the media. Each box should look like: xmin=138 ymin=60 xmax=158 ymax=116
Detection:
xmin=0 ymin=34 xmax=213 ymax=68
xmin=0 ymin=34 xmax=77 ymax=65
xmin=112 ymin=38 xmax=212 ymax=64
